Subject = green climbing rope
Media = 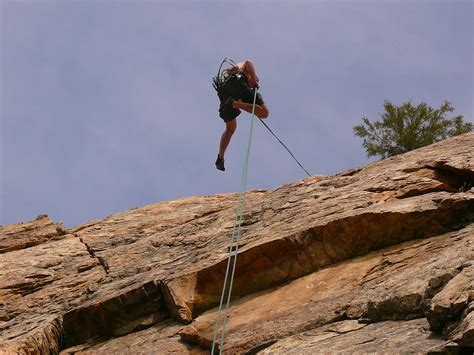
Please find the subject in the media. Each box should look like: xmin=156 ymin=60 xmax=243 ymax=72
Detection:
xmin=211 ymin=88 xmax=258 ymax=354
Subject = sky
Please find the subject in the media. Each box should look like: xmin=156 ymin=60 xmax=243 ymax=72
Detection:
xmin=1 ymin=0 xmax=473 ymax=228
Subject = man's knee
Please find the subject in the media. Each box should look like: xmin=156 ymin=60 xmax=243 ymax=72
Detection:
xmin=225 ymin=121 xmax=237 ymax=135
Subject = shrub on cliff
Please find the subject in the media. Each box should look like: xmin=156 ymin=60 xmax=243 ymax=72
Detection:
xmin=354 ymin=100 xmax=472 ymax=158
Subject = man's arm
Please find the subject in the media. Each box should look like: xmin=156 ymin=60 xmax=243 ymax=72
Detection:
xmin=237 ymin=60 xmax=259 ymax=88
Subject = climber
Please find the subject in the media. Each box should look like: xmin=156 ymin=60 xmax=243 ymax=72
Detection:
xmin=215 ymin=60 xmax=269 ymax=171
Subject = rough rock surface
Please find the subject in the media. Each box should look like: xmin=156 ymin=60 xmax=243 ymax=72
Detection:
xmin=0 ymin=215 xmax=67 ymax=253
xmin=60 ymin=320 xmax=206 ymax=354
xmin=180 ymin=225 xmax=473 ymax=353
xmin=0 ymin=132 xmax=473 ymax=354
xmin=261 ymin=319 xmax=446 ymax=354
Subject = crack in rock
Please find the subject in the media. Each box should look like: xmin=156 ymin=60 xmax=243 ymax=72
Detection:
xmin=75 ymin=234 xmax=110 ymax=274
xmin=62 ymin=280 xmax=169 ymax=349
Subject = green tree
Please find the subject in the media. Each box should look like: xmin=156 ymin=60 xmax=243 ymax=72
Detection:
xmin=353 ymin=100 xmax=472 ymax=159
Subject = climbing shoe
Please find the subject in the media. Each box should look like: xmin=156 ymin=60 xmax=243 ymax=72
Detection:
xmin=215 ymin=154 xmax=225 ymax=171
xmin=219 ymin=97 xmax=234 ymax=113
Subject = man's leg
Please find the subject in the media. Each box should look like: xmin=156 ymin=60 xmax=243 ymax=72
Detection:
xmin=219 ymin=119 xmax=237 ymax=159
xmin=233 ymin=101 xmax=269 ymax=119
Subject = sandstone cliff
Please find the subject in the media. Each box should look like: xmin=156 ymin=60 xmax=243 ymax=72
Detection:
xmin=1 ymin=133 xmax=473 ymax=354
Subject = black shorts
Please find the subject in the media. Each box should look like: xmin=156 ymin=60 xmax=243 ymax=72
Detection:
xmin=218 ymin=74 xmax=264 ymax=122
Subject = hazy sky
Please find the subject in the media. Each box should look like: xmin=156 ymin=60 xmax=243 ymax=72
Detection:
xmin=1 ymin=0 xmax=473 ymax=228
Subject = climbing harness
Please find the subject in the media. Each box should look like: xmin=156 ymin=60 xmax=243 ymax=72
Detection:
xmin=211 ymin=87 xmax=258 ymax=354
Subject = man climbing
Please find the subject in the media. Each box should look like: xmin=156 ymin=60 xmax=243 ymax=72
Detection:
xmin=215 ymin=60 xmax=269 ymax=171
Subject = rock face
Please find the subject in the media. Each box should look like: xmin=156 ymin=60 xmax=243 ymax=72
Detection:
xmin=1 ymin=132 xmax=473 ymax=354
